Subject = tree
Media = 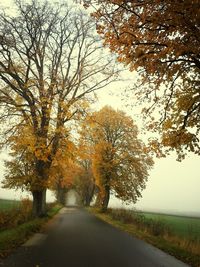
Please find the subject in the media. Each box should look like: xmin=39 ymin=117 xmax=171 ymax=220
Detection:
xmin=83 ymin=0 xmax=200 ymax=160
xmin=75 ymin=142 xmax=96 ymax=206
xmin=0 ymin=0 xmax=119 ymax=216
xmin=2 ymin=125 xmax=48 ymax=213
xmin=3 ymin=122 xmax=95 ymax=208
xmin=73 ymin=161 xmax=95 ymax=206
xmin=81 ymin=106 xmax=154 ymax=211
xmin=70 ymin=138 xmax=96 ymax=206
xmin=48 ymin=136 xmax=77 ymax=205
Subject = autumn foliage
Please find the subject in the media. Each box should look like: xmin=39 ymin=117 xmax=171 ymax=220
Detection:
xmin=85 ymin=0 xmax=200 ymax=160
xmin=80 ymin=106 xmax=154 ymax=211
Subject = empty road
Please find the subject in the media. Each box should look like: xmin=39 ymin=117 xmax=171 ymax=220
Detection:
xmin=1 ymin=207 xmax=189 ymax=267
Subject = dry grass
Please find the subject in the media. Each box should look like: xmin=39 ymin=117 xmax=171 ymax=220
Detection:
xmin=165 ymin=234 xmax=200 ymax=256
xmin=0 ymin=198 xmax=32 ymax=231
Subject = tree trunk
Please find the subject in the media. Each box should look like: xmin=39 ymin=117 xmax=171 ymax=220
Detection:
xmin=101 ymin=185 xmax=110 ymax=212
xmin=32 ymin=189 xmax=46 ymax=217
xmin=84 ymin=183 xmax=95 ymax=206
xmin=56 ymin=187 xmax=66 ymax=206
xmin=94 ymin=191 xmax=102 ymax=207
xmin=32 ymin=156 xmax=51 ymax=217
xmin=84 ymin=195 xmax=91 ymax=207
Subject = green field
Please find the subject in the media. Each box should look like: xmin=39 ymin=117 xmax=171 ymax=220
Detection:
xmin=142 ymin=212 xmax=200 ymax=239
xmin=0 ymin=199 xmax=21 ymax=211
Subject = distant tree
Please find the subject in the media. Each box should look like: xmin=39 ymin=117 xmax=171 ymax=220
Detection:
xmin=51 ymin=155 xmax=95 ymax=206
xmin=49 ymin=136 xmax=77 ymax=205
xmin=0 ymin=0 xmax=118 ymax=216
xmin=81 ymin=106 xmax=154 ymax=211
xmin=74 ymin=140 xmax=96 ymax=206
xmin=74 ymin=160 xmax=95 ymax=206
xmin=83 ymin=0 xmax=200 ymax=160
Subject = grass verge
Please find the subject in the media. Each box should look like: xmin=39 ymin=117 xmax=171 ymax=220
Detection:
xmin=0 ymin=203 xmax=63 ymax=258
xmin=88 ymin=208 xmax=200 ymax=267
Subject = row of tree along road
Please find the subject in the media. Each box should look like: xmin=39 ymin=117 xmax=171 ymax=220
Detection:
xmin=0 ymin=0 xmax=199 ymax=217
xmin=0 ymin=1 xmax=120 ymax=216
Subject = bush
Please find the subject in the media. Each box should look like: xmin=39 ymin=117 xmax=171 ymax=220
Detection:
xmin=108 ymin=208 xmax=171 ymax=237
xmin=0 ymin=198 xmax=32 ymax=231
xmin=108 ymin=208 xmax=135 ymax=224
xmin=0 ymin=202 xmax=63 ymax=257
xmin=147 ymin=219 xmax=169 ymax=236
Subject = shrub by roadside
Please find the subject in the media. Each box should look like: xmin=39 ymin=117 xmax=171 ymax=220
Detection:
xmin=0 ymin=198 xmax=32 ymax=231
xmin=0 ymin=202 xmax=63 ymax=258
xmin=108 ymin=208 xmax=172 ymax=237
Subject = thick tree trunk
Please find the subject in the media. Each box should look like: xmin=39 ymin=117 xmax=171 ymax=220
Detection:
xmin=32 ymin=156 xmax=51 ymax=217
xmin=101 ymin=185 xmax=110 ymax=212
xmin=32 ymin=189 xmax=46 ymax=217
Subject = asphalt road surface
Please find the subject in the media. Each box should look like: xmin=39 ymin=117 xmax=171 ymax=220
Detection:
xmin=1 ymin=207 xmax=190 ymax=267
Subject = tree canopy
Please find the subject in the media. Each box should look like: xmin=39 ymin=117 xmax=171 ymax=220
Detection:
xmin=84 ymin=0 xmax=200 ymax=160
xmin=80 ymin=106 xmax=154 ymax=211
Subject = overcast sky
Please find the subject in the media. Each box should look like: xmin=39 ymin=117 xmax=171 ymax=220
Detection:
xmin=0 ymin=0 xmax=199 ymax=216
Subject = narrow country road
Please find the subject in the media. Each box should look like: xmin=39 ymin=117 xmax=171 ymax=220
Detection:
xmin=1 ymin=207 xmax=189 ymax=267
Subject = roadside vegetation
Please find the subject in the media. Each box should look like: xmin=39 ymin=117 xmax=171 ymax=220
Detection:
xmin=141 ymin=212 xmax=200 ymax=239
xmin=0 ymin=199 xmax=21 ymax=211
xmin=89 ymin=208 xmax=200 ymax=267
xmin=0 ymin=199 xmax=62 ymax=258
